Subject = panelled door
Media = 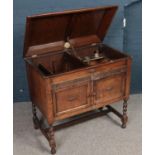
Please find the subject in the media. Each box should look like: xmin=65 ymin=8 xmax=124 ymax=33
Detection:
xmin=52 ymin=76 xmax=91 ymax=118
xmin=92 ymin=69 xmax=126 ymax=106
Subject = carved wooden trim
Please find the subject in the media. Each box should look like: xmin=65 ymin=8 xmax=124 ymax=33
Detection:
xmin=92 ymin=68 xmax=126 ymax=81
xmin=52 ymin=76 xmax=90 ymax=90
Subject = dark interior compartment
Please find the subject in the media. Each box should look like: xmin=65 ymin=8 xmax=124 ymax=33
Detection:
xmin=28 ymin=44 xmax=127 ymax=77
xmin=30 ymin=52 xmax=87 ymax=76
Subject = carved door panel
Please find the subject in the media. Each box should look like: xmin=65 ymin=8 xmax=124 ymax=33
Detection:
xmin=52 ymin=76 xmax=91 ymax=117
xmin=93 ymin=70 xmax=126 ymax=105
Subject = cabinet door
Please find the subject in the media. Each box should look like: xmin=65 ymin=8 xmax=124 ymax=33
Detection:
xmin=93 ymin=70 xmax=126 ymax=105
xmin=52 ymin=76 xmax=91 ymax=118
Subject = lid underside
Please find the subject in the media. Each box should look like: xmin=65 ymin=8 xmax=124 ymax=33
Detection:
xmin=24 ymin=6 xmax=118 ymax=57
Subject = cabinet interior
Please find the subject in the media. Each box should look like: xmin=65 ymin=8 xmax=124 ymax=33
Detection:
xmin=28 ymin=44 xmax=127 ymax=77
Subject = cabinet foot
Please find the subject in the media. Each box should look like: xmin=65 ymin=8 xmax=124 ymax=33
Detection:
xmin=48 ymin=126 xmax=56 ymax=155
xmin=121 ymin=123 xmax=126 ymax=129
xmin=51 ymin=148 xmax=56 ymax=155
xmin=121 ymin=100 xmax=128 ymax=129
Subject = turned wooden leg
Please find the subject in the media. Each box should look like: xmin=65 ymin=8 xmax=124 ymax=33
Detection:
xmin=32 ymin=103 xmax=39 ymax=129
xmin=121 ymin=100 xmax=128 ymax=128
xmin=48 ymin=125 xmax=56 ymax=154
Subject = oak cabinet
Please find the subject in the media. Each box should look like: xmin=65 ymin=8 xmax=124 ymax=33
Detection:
xmin=24 ymin=6 xmax=132 ymax=154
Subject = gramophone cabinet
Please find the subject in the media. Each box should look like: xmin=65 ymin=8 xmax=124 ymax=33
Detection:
xmin=23 ymin=5 xmax=132 ymax=154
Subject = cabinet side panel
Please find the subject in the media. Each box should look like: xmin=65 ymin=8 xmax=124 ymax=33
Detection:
xmin=26 ymin=62 xmax=54 ymax=124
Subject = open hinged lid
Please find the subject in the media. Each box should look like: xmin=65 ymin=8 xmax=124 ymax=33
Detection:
xmin=24 ymin=6 xmax=118 ymax=57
